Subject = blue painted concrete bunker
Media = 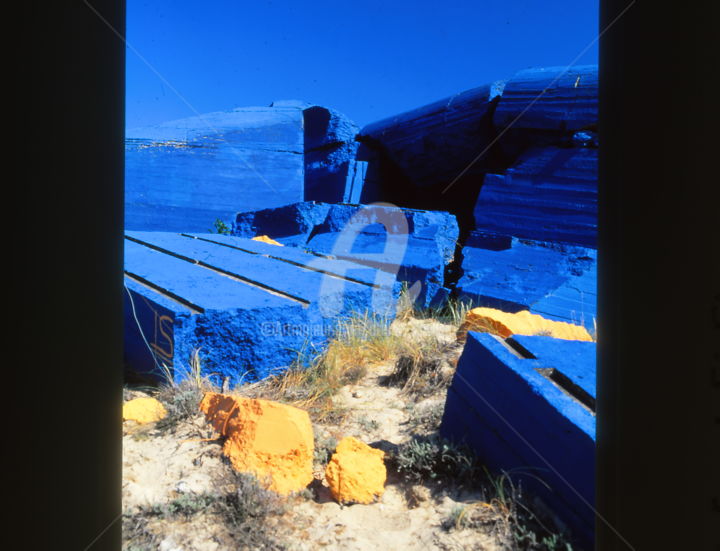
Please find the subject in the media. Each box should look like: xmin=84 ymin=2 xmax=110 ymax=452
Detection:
xmin=123 ymin=64 xmax=599 ymax=545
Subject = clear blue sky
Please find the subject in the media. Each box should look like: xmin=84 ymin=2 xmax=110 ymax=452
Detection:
xmin=126 ymin=1 xmax=598 ymax=129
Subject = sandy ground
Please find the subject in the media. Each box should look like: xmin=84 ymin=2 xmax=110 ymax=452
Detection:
xmin=122 ymin=318 xmax=508 ymax=551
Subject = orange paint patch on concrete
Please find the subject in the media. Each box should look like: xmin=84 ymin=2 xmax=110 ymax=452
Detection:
xmin=252 ymin=235 xmax=283 ymax=246
xmin=457 ymin=307 xmax=593 ymax=343
xmin=325 ymin=436 xmax=386 ymax=504
xmin=123 ymin=397 xmax=167 ymax=424
xmin=199 ymin=392 xmax=313 ymax=496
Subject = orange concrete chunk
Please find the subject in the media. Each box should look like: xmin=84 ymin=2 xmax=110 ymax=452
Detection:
xmin=123 ymin=397 xmax=167 ymax=424
xmin=325 ymin=436 xmax=386 ymax=504
xmin=199 ymin=392 xmax=313 ymax=495
xmin=252 ymin=235 xmax=283 ymax=246
xmin=457 ymin=307 xmax=593 ymax=343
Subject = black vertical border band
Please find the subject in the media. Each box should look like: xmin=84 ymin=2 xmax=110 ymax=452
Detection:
xmin=599 ymin=1 xmax=719 ymax=549
xmin=20 ymin=2 xmax=125 ymax=550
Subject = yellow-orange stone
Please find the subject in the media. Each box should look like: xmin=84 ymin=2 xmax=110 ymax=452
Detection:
xmin=122 ymin=397 xmax=167 ymax=424
xmin=251 ymin=235 xmax=283 ymax=246
xmin=199 ymin=392 xmax=313 ymax=496
xmin=325 ymin=436 xmax=386 ymax=504
xmin=457 ymin=307 xmax=593 ymax=343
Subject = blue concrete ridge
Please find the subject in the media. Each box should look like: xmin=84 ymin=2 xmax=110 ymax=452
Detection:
xmin=440 ymin=331 xmax=595 ymax=547
xmin=473 ymin=146 xmax=598 ymax=248
xmin=493 ymin=65 xmax=598 ymax=132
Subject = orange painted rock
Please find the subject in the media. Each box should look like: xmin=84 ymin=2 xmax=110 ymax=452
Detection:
xmin=251 ymin=235 xmax=283 ymax=246
xmin=457 ymin=307 xmax=593 ymax=343
xmin=199 ymin=392 xmax=313 ymax=495
xmin=325 ymin=436 xmax=386 ymax=504
xmin=122 ymin=397 xmax=167 ymax=424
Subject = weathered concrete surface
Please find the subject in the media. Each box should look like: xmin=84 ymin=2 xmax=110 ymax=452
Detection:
xmin=456 ymin=238 xmax=597 ymax=330
xmin=233 ymin=202 xmax=459 ymax=308
xmin=122 ymin=397 xmax=167 ymax=424
xmin=456 ymin=307 xmax=593 ymax=343
xmin=325 ymin=436 xmax=386 ymax=504
xmin=355 ymin=82 xmax=508 ymax=235
xmin=440 ymin=332 xmax=595 ymax=548
xmin=234 ymin=201 xmax=332 ymax=246
xmin=358 ymin=81 xmax=507 ymax=189
xmin=270 ymin=100 xmax=364 ymax=204
xmin=494 ymin=65 xmax=598 ymax=132
xmin=125 ymin=106 xmax=305 ymax=233
xmin=124 ymin=232 xmax=399 ymax=386
xmin=200 ymin=393 xmax=314 ymax=495
xmin=473 ymin=146 xmax=598 ymax=248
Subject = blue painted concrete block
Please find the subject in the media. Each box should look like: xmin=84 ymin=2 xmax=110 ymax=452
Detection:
xmin=232 ymin=202 xmax=459 ymax=308
xmin=233 ymin=201 xmax=332 ymax=246
xmin=440 ymin=331 xmax=596 ymax=547
xmin=474 ymin=146 xmax=598 ymax=248
xmin=456 ymin=238 xmax=596 ymax=330
xmin=125 ymin=106 xmax=306 ymax=233
xmin=124 ymin=232 xmax=398 ymax=386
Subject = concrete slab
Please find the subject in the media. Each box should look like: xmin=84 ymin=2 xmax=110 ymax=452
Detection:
xmin=124 ymin=232 xmax=398 ymax=386
xmin=456 ymin=238 xmax=597 ymax=330
xmin=440 ymin=331 xmax=595 ymax=547
xmin=232 ymin=202 xmax=459 ymax=308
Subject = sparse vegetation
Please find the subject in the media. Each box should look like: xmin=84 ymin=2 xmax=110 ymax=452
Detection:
xmin=211 ymin=218 xmax=232 ymax=235
xmin=239 ymin=311 xmax=401 ymax=421
xmin=383 ymin=335 xmax=454 ymax=398
xmin=123 ymin=472 xmax=287 ymax=551
xmin=391 ymin=434 xmax=479 ymax=484
xmin=123 ymin=305 xmax=577 ymax=550
xmin=155 ymin=350 xmax=217 ymax=431
xmin=405 ymin=401 xmax=445 ymax=434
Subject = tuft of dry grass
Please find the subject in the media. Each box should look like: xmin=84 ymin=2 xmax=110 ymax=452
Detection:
xmin=238 ymin=311 xmax=402 ymax=422
xmin=384 ymin=335 xmax=455 ymax=398
xmin=154 ymin=349 xmax=219 ymax=431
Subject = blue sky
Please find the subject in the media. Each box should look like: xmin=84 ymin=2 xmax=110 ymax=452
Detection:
xmin=126 ymin=1 xmax=598 ymax=129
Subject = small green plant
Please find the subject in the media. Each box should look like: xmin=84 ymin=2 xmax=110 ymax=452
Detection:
xmin=356 ymin=415 xmax=380 ymax=433
xmin=210 ymin=218 xmax=232 ymax=235
xmin=392 ymin=434 xmax=478 ymax=484
xmin=405 ymin=402 xmax=445 ymax=434
xmin=312 ymin=428 xmax=339 ymax=469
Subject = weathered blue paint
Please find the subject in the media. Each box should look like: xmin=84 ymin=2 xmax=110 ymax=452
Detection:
xmin=124 ymin=232 xmax=398 ymax=386
xmin=492 ymin=65 xmax=598 ymax=160
xmin=358 ymin=81 xmax=507 ymax=188
xmin=456 ymin=237 xmax=596 ymax=329
xmin=125 ymin=106 xmax=306 ymax=233
xmin=440 ymin=331 xmax=595 ymax=547
xmin=231 ymin=202 xmax=459 ymax=308
xmin=474 ymin=146 xmax=598 ymax=248
xmin=126 ymin=101 xmax=367 ymax=233
xmin=270 ymin=100 xmax=363 ymax=204
xmin=493 ymin=65 xmax=598 ymax=132
xmin=233 ymin=201 xmax=332 ymax=246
